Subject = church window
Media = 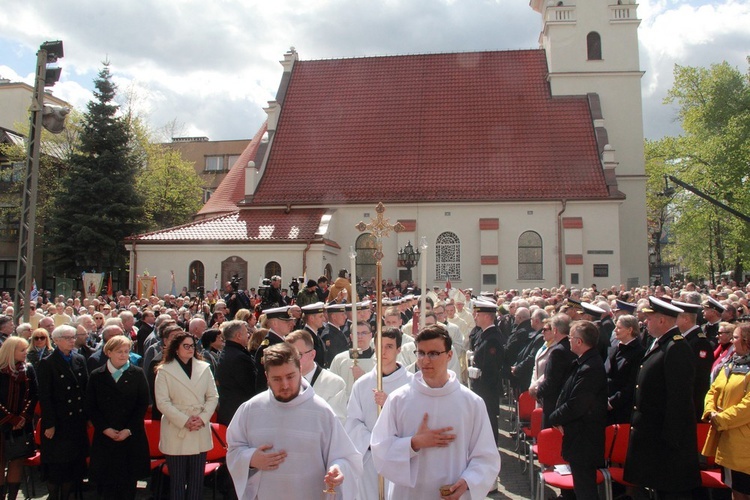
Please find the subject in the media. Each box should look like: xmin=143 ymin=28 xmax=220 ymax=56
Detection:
xmin=355 ymin=233 xmax=378 ymax=282
xmin=587 ymin=32 xmax=602 ymax=60
xmin=518 ymin=231 xmax=543 ymax=280
xmin=188 ymin=261 xmax=204 ymax=292
xmin=435 ymin=232 xmax=461 ymax=281
xmin=264 ymin=261 xmax=281 ymax=279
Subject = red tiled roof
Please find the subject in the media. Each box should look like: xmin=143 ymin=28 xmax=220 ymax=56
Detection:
xmin=130 ymin=209 xmax=326 ymax=243
xmin=196 ymin=122 xmax=268 ymax=218
xmin=249 ymin=49 xmax=610 ymax=206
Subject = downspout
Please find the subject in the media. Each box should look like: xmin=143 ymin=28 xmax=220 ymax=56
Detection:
xmin=557 ymin=199 xmax=567 ymax=285
xmin=131 ymin=239 xmax=138 ymax=294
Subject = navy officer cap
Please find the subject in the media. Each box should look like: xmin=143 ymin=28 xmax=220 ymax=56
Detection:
xmin=642 ymin=296 xmax=684 ymax=318
xmin=672 ymin=300 xmax=702 ymax=315
xmin=613 ymin=299 xmax=637 ymax=314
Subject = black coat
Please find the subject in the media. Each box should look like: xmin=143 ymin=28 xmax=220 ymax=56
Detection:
xmin=87 ymin=347 xmax=108 ymax=373
xmin=253 ymin=331 xmax=285 ymax=393
xmin=624 ymin=327 xmax=700 ymax=492
xmin=683 ymin=326 xmax=714 ymax=420
xmin=26 ymin=346 xmax=53 ymax=370
xmin=548 ymin=347 xmax=608 ymax=465
xmin=504 ymin=319 xmax=533 ymax=380
xmin=85 ymin=364 xmax=150 ymax=484
xmin=321 ymin=324 xmax=348 ymax=369
xmin=303 ymin=325 xmax=326 ymax=368
xmin=512 ymin=330 xmax=545 ymax=393
xmin=597 ymin=318 xmax=615 ymax=360
xmin=604 ymin=339 xmax=645 ymax=424
xmin=37 ymin=349 xmax=89 ymax=464
xmin=472 ymin=325 xmax=506 ymax=393
xmin=536 ymin=337 xmax=576 ymax=428
xmin=216 ymin=341 xmax=257 ymax=425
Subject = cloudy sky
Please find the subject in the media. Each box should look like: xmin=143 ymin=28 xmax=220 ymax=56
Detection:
xmin=1 ymin=0 xmax=748 ymax=142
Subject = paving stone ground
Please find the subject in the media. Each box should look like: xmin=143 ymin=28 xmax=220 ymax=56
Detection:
xmin=22 ymin=401 xmax=554 ymax=499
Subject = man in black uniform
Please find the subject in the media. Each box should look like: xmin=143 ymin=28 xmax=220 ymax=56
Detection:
xmin=702 ymin=297 xmax=725 ymax=347
xmin=253 ymin=305 xmax=296 ymax=393
xmin=674 ymin=300 xmax=714 ymax=420
xmin=300 ymin=302 xmax=327 ymax=368
xmin=321 ymin=302 xmax=349 ymax=368
xmin=469 ymin=300 xmax=506 ymax=445
xmin=624 ymin=297 xmax=700 ymax=498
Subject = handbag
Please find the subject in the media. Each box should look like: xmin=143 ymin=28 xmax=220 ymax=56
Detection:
xmin=2 ymin=428 xmax=35 ymax=461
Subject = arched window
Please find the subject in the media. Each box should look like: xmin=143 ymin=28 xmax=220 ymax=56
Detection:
xmin=264 ymin=261 xmax=281 ymax=279
xmin=355 ymin=233 xmax=377 ymax=282
xmin=518 ymin=231 xmax=543 ymax=280
xmin=587 ymin=32 xmax=602 ymax=60
xmin=436 ymin=232 xmax=461 ymax=280
xmin=188 ymin=261 xmax=204 ymax=292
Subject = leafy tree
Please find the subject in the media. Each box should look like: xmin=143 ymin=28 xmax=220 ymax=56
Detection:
xmin=646 ymin=58 xmax=750 ymax=284
xmin=46 ymin=63 xmax=146 ymax=275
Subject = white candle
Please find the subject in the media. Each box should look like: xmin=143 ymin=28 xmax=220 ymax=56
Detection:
xmin=419 ymin=237 xmax=428 ymax=329
xmin=349 ymin=246 xmax=358 ymax=350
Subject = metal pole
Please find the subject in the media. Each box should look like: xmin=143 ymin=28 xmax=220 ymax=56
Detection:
xmin=375 ymin=250 xmax=384 ymax=500
xmin=14 ymin=47 xmax=47 ymax=325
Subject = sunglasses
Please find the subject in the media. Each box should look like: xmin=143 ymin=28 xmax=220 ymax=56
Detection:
xmin=33 ymin=336 xmax=47 ymax=341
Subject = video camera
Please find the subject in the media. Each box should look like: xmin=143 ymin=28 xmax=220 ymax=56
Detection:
xmin=229 ymin=274 xmax=243 ymax=292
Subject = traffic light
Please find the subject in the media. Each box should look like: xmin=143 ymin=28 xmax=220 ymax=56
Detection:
xmin=42 ymin=105 xmax=69 ymax=134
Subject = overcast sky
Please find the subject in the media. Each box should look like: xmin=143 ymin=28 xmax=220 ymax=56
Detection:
xmin=1 ymin=0 xmax=748 ymax=142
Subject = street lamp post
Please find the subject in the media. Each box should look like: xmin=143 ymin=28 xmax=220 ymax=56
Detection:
xmin=14 ymin=40 xmax=65 ymax=325
xmin=397 ymin=240 xmax=421 ymax=282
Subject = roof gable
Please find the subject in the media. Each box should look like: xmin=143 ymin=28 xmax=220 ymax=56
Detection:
xmin=250 ymin=49 xmax=609 ymax=206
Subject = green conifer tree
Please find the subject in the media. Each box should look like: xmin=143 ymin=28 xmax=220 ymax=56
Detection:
xmin=47 ymin=63 xmax=146 ymax=276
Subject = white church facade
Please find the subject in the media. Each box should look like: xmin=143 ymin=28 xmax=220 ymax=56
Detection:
xmin=125 ymin=0 xmax=648 ymax=294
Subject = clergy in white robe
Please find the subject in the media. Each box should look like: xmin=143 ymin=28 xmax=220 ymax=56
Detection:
xmin=226 ymin=343 xmax=362 ymax=500
xmin=329 ymin=321 xmax=377 ymax=398
xmin=371 ymin=325 xmax=501 ymax=500
xmin=287 ymin=329 xmax=348 ymax=422
xmin=345 ymin=328 xmax=413 ymax=500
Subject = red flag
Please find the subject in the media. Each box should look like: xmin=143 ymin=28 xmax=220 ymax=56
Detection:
xmin=107 ymin=273 xmax=113 ymax=296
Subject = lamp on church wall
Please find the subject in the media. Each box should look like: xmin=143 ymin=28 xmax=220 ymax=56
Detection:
xmin=397 ymin=240 xmax=420 ymax=282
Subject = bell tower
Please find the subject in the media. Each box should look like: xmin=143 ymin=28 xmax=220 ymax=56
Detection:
xmin=531 ymin=0 xmax=649 ymax=286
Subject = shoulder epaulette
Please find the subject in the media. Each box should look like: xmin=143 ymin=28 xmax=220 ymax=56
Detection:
xmin=260 ymin=339 xmax=269 ymax=346
xmin=697 ymin=333 xmax=707 ymax=338
xmin=673 ymin=335 xmax=683 ymax=341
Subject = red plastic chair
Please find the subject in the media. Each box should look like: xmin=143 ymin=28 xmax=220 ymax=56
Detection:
xmin=606 ymin=423 xmax=639 ymax=490
xmin=524 ymin=408 xmax=544 ymax=496
xmin=158 ymin=422 xmax=228 ymax=500
xmin=696 ymin=422 xmax=728 ymax=490
xmin=515 ymin=391 xmax=535 ymax=451
xmin=535 ymin=427 xmax=612 ymax=500
xmin=144 ymin=419 xmax=166 ymax=471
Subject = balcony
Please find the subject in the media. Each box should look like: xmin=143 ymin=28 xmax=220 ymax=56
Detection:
xmin=610 ymin=4 xmax=639 ymax=21
xmin=546 ymin=6 xmax=576 ymax=23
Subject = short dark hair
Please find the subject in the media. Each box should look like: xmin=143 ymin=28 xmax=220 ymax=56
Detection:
xmin=201 ymin=328 xmax=221 ymax=349
xmin=354 ymin=321 xmax=372 ymax=336
xmin=570 ymin=320 xmax=599 ymax=348
xmin=262 ymin=342 xmax=300 ymax=372
xmin=381 ymin=327 xmax=403 ymax=348
xmin=415 ymin=324 xmax=452 ymax=351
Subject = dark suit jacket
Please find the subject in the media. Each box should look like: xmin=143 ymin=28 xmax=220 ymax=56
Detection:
xmin=303 ymin=325 xmax=326 ymax=368
xmin=536 ymin=337 xmax=576 ymax=428
xmin=683 ymin=326 xmax=714 ymax=420
xmin=597 ymin=318 xmax=615 ymax=360
xmin=513 ymin=330 xmax=545 ymax=392
xmin=472 ymin=325 xmax=506 ymax=393
xmin=216 ymin=341 xmax=257 ymax=425
xmin=549 ymin=347 xmax=608 ymax=465
xmin=605 ymin=339 xmax=645 ymax=424
xmin=87 ymin=347 xmax=108 ymax=373
xmin=253 ymin=331 xmax=284 ymax=393
xmin=624 ymin=327 xmax=700 ymax=492
xmin=504 ymin=319 xmax=533 ymax=380
xmin=135 ymin=322 xmax=154 ymax=355
xmin=321 ymin=324 xmax=348 ymax=369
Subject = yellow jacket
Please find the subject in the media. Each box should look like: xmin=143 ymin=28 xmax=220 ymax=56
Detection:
xmin=702 ymin=358 xmax=750 ymax=474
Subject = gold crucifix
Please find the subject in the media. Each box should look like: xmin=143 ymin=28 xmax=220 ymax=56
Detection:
xmin=356 ymin=202 xmax=403 ymax=500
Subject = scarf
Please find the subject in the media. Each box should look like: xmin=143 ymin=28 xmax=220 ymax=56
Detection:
xmin=107 ymin=360 xmax=130 ymax=382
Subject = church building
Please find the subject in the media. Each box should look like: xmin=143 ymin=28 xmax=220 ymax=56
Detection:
xmin=125 ymin=0 xmax=648 ymax=294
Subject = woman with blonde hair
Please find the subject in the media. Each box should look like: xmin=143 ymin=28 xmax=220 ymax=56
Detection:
xmin=26 ymin=328 xmax=53 ymax=369
xmin=703 ymin=322 xmax=750 ymax=499
xmin=0 ymin=337 xmax=38 ymax=500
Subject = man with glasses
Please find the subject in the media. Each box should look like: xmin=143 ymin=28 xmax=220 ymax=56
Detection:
xmin=371 ymin=325 xmax=501 ymax=499
xmin=548 ymin=320 xmax=608 ymax=500
xmin=330 ymin=321 xmax=376 ymax=399
xmin=287 ymin=329 xmax=346 ymax=422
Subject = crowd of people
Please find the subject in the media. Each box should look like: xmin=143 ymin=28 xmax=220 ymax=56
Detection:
xmin=0 ymin=274 xmax=747 ymax=499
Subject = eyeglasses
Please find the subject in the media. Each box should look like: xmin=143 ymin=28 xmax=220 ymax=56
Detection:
xmin=718 ymin=330 xmax=731 ymax=334
xmin=33 ymin=336 xmax=46 ymax=341
xmin=181 ymin=343 xmax=196 ymax=350
xmin=59 ymin=335 xmax=76 ymax=341
xmin=416 ymin=350 xmax=448 ymax=360
xmin=542 ymin=326 xmax=552 ymax=332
